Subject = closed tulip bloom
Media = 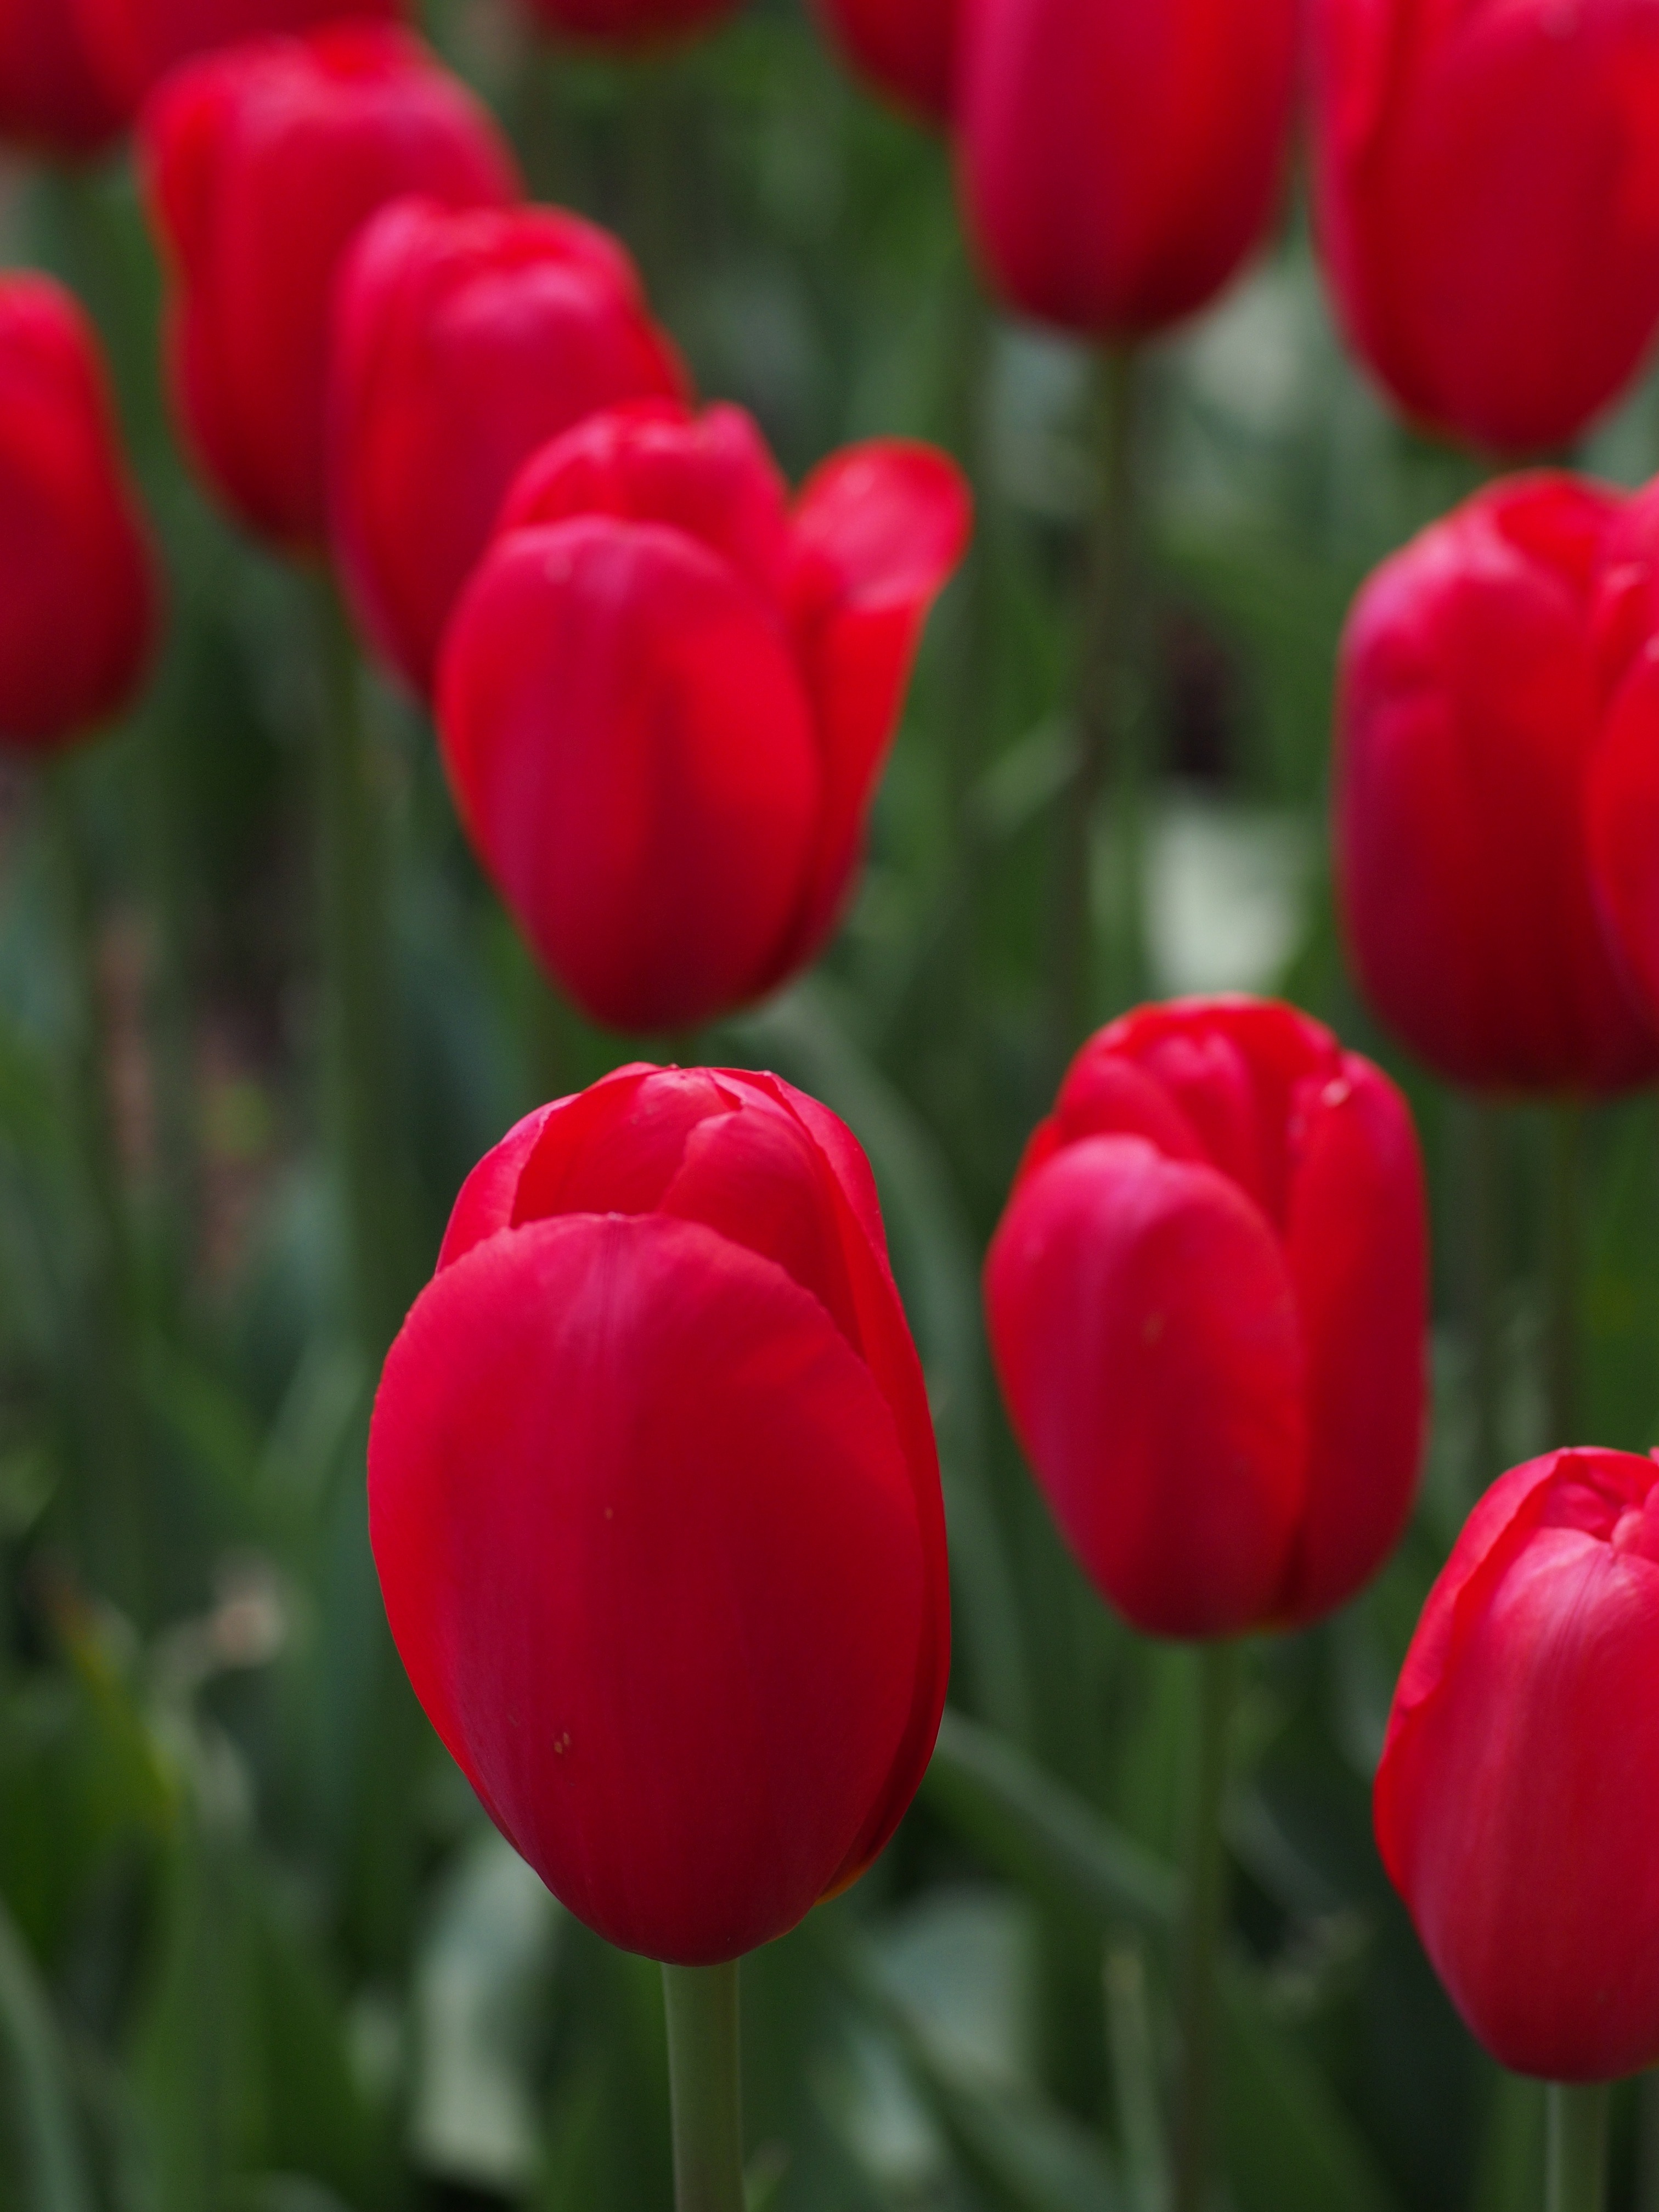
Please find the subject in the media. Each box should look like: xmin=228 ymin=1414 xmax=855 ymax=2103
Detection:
xmin=1336 ymin=473 xmax=1659 ymax=1094
xmin=0 ymin=0 xmax=125 ymax=157
xmin=330 ymin=198 xmax=686 ymax=697
xmin=80 ymin=0 xmax=403 ymax=109
xmin=958 ymin=0 xmax=1299 ymax=335
xmin=370 ymin=1064 xmax=950 ymax=1965
xmin=810 ymin=0 xmax=960 ymax=123
xmin=518 ymin=0 xmax=741 ymax=46
xmin=1376 ymin=1447 xmax=1659 ymax=2081
xmin=0 ymin=275 xmax=158 ymax=747
xmin=437 ymin=400 xmax=970 ymax=1032
xmin=985 ymin=999 xmax=1427 ymax=1640
xmin=140 ymin=26 xmax=518 ymax=549
xmin=1313 ymin=0 xmax=1659 ymax=454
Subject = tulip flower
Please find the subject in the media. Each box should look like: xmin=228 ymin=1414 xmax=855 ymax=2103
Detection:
xmin=330 ymin=197 xmax=686 ymax=697
xmin=78 ymin=0 xmax=403 ymax=109
xmin=437 ymin=400 xmax=970 ymax=1032
xmin=1336 ymin=472 xmax=1659 ymax=1095
xmin=0 ymin=0 xmax=125 ymax=156
xmin=369 ymin=1062 xmax=951 ymax=1965
xmin=957 ymin=0 xmax=1299 ymax=336
xmin=0 ymin=275 xmax=158 ymax=748
xmin=517 ymin=0 xmax=741 ymax=46
xmin=1312 ymin=0 xmax=1659 ymax=454
xmin=985 ymin=997 xmax=1427 ymax=1640
xmin=140 ymin=25 xmax=518 ymax=549
xmin=1376 ymin=1446 xmax=1659 ymax=2084
xmin=810 ymin=0 xmax=959 ymax=124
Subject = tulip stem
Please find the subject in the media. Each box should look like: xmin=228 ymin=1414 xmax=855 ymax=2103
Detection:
xmin=1545 ymin=1101 xmax=1582 ymax=1447
xmin=1174 ymin=1638 xmax=1239 ymax=2212
xmin=1464 ymin=1100 xmax=1503 ymax=1492
xmin=662 ymin=1960 xmax=746 ymax=2212
xmin=1547 ymin=2082 xmax=1610 ymax=2212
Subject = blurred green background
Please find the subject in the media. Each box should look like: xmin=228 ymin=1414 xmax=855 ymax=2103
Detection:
xmin=3 ymin=3 xmax=1659 ymax=2204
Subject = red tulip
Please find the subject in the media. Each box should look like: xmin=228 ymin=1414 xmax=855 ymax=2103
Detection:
xmin=369 ymin=1063 xmax=950 ymax=1965
xmin=517 ymin=0 xmax=741 ymax=47
xmin=810 ymin=0 xmax=959 ymax=124
xmin=957 ymin=0 xmax=1299 ymax=336
xmin=0 ymin=275 xmax=158 ymax=748
xmin=437 ymin=400 xmax=970 ymax=1032
xmin=1336 ymin=473 xmax=1659 ymax=1094
xmin=985 ymin=998 xmax=1427 ymax=1640
xmin=330 ymin=198 xmax=686 ymax=697
xmin=1376 ymin=1446 xmax=1659 ymax=2081
xmin=78 ymin=0 xmax=403 ymax=109
xmin=0 ymin=0 xmax=126 ymax=156
xmin=139 ymin=26 xmax=518 ymax=549
xmin=1312 ymin=0 xmax=1659 ymax=454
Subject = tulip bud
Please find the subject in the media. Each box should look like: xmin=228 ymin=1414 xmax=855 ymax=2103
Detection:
xmin=436 ymin=400 xmax=970 ymax=1032
xmin=0 ymin=0 xmax=126 ymax=156
xmin=139 ymin=26 xmax=518 ymax=549
xmin=1313 ymin=0 xmax=1659 ymax=454
xmin=985 ymin=998 xmax=1427 ymax=1640
xmin=79 ymin=0 xmax=404 ymax=110
xmin=369 ymin=1064 xmax=951 ymax=1965
xmin=0 ymin=275 xmax=159 ymax=748
xmin=957 ymin=0 xmax=1298 ymax=336
xmin=517 ymin=0 xmax=741 ymax=46
xmin=1336 ymin=473 xmax=1659 ymax=1094
xmin=1376 ymin=1447 xmax=1659 ymax=2082
xmin=810 ymin=0 xmax=959 ymax=125
xmin=330 ymin=197 xmax=686 ymax=697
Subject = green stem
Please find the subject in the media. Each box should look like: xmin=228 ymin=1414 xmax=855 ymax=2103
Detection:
xmin=1545 ymin=1102 xmax=1582 ymax=1449
xmin=1546 ymin=2081 xmax=1609 ymax=2212
xmin=1053 ymin=345 xmax=1141 ymax=1068
xmin=1173 ymin=1640 xmax=1238 ymax=2212
xmin=662 ymin=1961 xmax=746 ymax=2212
xmin=1464 ymin=1099 xmax=1502 ymax=1494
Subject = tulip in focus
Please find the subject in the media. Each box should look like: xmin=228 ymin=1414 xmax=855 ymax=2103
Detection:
xmin=517 ymin=0 xmax=741 ymax=47
xmin=0 ymin=0 xmax=125 ymax=156
xmin=0 ymin=275 xmax=158 ymax=748
xmin=330 ymin=197 xmax=686 ymax=697
xmin=1336 ymin=472 xmax=1659 ymax=1094
xmin=370 ymin=1063 xmax=950 ymax=1965
xmin=810 ymin=0 xmax=959 ymax=125
xmin=140 ymin=26 xmax=518 ymax=549
xmin=985 ymin=998 xmax=1427 ymax=1640
xmin=1313 ymin=0 xmax=1659 ymax=454
xmin=437 ymin=400 xmax=970 ymax=1031
xmin=1376 ymin=1447 xmax=1659 ymax=2081
xmin=78 ymin=0 xmax=404 ymax=109
xmin=958 ymin=0 xmax=1299 ymax=335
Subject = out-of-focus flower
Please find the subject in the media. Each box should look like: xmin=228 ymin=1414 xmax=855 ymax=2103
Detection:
xmin=810 ymin=0 xmax=959 ymax=124
xmin=80 ymin=0 xmax=404 ymax=109
xmin=0 ymin=0 xmax=126 ymax=156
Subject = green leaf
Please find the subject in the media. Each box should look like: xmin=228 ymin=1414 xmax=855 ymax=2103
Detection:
xmin=0 ymin=1894 xmax=95 ymax=2212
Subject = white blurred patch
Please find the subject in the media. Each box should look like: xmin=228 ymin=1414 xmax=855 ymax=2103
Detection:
xmin=1143 ymin=793 xmax=1314 ymax=998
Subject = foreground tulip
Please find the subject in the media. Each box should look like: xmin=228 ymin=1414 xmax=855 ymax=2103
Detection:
xmin=140 ymin=26 xmax=517 ymax=549
xmin=437 ymin=400 xmax=970 ymax=1031
xmin=811 ymin=0 xmax=959 ymax=123
xmin=80 ymin=0 xmax=402 ymax=108
xmin=985 ymin=997 xmax=1427 ymax=1640
xmin=330 ymin=197 xmax=685 ymax=696
xmin=958 ymin=0 xmax=1299 ymax=335
xmin=0 ymin=276 xmax=157 ymax=748
xmin=0 ymin=0 xmax=125 ymax=156
xmin=1313 ymin=0 xmax=1659 ymax=454
xmin=370 ymin=1063 xmax=950 ymax=1964
xmin=1336 ymin=473 xmax=1659 ymax=1094
xmin=518 ymin=0 xmax=741 ymax=46
xmin=1378 ymin=1447 xmax=1659 ymax=2089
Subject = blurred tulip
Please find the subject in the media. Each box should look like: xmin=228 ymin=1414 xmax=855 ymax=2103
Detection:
xmin=1376 ymin=1446 xmax=1659 ymax=2081
xmin=985 ymin=998 xmax=1427 ymax=1640
xmin=1313 ymin=0 xmax=1659 ymax=454
xmin=370 ymin=1063 xmax=950 ymax=1965
xmin=140 ymin=25 xmax=517 ymax=549
xmin=0 ymin=275 xmax=158 ymax=747
xmin=0 ymin=0 xmax=126 ymax=156
xmin=330 ymin=197 xmax=685 ymax=697
xmin=437 ymin=400 xmax=970 ymax=1031
xmin=810 ymin=0 xmax=959 ymax=123
xmin=80 ymin=0 xmax=403 ymax=109
xmin=957 ymin=0 xmax=1298 ymax=335
xmin=517 ymin=0 xmax=741 ymax=46
xmin=1336 ymin=473 xmax=1659 ymax=1094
